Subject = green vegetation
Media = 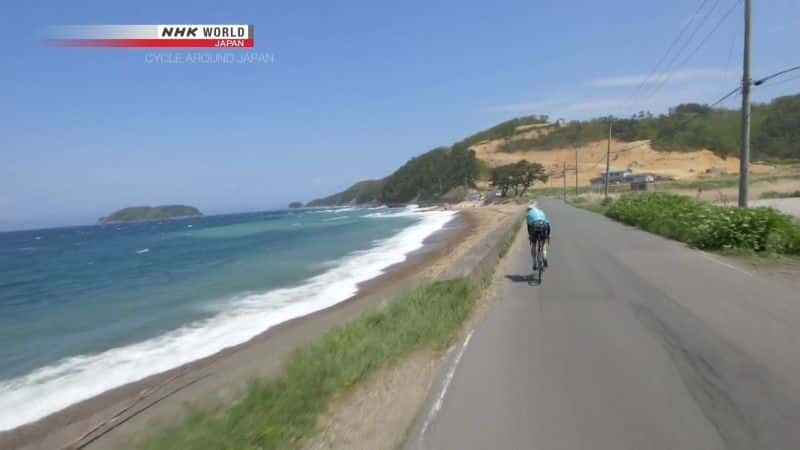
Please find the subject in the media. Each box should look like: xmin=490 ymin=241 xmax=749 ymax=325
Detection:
xmin=569 ymin=196 xmax=612 ymax=215
xmin=761 ymin=190 xmax=800 ymax=199
xmin=307 ymin=147 xmax=477 ymax=205
xmin=306 ymin=179 xmax=386 ymax=207
xmin=141 ymin=280 xmax=477 ymax=450
xmin=309 ymin=116 xmax=549 ymax=206
xmin=98 ymin=205 xmax=201 ymax=224
xmin=605 ymin=193 xmax=800 ymax=254
xmin=309 ymin=93 xmax=799 ymax=207
xmin=754 ymin=95 xmax=800 ymax=158
xmin=502 ymin=94 xmax=800 ymax=160
xmin=490 ymin=160 xmax=548 ymax=197
xmin=503 ymin=118 xmax=609 ymax=151
xmin=450 ymin=115 xmax=548 ymax=152
xmin=381 ymin=146 xmax=478 ymax=203
xmin=499 ymin=218 xmax=524 ymax=258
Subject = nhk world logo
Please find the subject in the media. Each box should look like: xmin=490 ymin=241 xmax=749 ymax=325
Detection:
xmin=48 ymin=25 xmax=254 ymax=48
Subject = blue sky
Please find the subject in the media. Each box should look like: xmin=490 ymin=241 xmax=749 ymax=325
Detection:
xmin=1 ymin=0 xmax=798 ymax=230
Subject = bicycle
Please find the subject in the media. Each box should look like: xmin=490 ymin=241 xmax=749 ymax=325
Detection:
xmin=530 ymin=238 xmax=545 ymax=284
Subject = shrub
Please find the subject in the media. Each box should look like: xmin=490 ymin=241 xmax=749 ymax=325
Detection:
xmin=606 ymin=193 xmax=800 ymax=254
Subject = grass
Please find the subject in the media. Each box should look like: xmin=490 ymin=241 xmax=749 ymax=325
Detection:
xmin=761 ymin=190 xmax=800 ymax=199
xmin=140 ymin=280 xmax=477 ymax=450
xmin=568 ymin=196 xmax=612 ymax=215
xmin=499 ymin=217 xmax=524 ymax=258
xmin=528 ymin=173 xmax=800 ymax=201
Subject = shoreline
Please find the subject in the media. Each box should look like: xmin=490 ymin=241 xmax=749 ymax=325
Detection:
xmin=2 ymin=210 xmax=476 ymax=450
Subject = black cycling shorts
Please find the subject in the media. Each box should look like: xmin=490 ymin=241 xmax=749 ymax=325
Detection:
xmin=528 ymin=221 xmax=550 ymax=243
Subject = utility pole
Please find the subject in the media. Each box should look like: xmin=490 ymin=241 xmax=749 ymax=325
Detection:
xmin=738 ymin=0 xmax=752 ymax=208
xmin=575 ymin=147 xmax=579 ymax=196
xmin=604 ymin=119 xmax=613 ymax=201
xmin=562 ymin=162 xmax=567 ymax=201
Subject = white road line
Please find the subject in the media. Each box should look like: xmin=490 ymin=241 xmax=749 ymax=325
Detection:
xmin=698 ymin=251 xmax=753 ymax=277
xmin=418 ymin=329 xmax=475 ymax=448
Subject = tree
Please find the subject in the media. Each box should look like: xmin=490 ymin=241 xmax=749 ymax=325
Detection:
xmin=490 ymin=160 xmax=548 ymax=197
xmin=514 ymin=160 xmax=548 ymax=195
xmin=490 ymin=165 xmax=513 ymax=197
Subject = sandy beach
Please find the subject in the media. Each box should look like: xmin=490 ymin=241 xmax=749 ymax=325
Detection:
xmin=1 ymin=204 xmax=520 ymax=450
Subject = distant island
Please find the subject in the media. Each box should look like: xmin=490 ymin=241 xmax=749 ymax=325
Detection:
xmin=288 ymin=202 xmax=304 ymax=209
xmin=98 ymin=205 xmax=202 ymax=224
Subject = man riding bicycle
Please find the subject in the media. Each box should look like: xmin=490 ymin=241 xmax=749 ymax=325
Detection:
xmin=526 ymin=203 xmax=550 ymax=271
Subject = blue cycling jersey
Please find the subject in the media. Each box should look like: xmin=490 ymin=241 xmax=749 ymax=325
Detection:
xmin=526 ymin=208 xmax=548 ymax=224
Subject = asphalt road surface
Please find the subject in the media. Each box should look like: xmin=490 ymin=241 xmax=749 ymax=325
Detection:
xmin=408 ymin=200 xmax=800 ymax=450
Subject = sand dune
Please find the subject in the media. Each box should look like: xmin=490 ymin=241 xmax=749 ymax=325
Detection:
xmin=472 ymin=135 xmax=774 ymax=187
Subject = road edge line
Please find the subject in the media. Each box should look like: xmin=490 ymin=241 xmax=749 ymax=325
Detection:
xmin=698 ymin=251 xmax=753 ymax=277
xmin=417 ymin=329 xmax=475 ymax=448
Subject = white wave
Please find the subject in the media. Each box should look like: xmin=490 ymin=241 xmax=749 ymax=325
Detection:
xmin=135 ymin=248 xmax=150 ymax=255
xmin=321 ymin=216 xmax=350 ymax=222
xmin=307 ymin=206 xmax=360 ymax=214
xmin=0 ymin=209 xmax=457 ymax=431
xmin=365 ymin=205 xmax=426 ymax=219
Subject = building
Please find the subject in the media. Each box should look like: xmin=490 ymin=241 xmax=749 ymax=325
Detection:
xmin=630 ymin=174 xmax=656 ymax=191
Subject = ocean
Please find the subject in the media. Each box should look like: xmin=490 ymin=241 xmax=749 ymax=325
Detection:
xmin=0 ymin=205 xmax=456 ymax=431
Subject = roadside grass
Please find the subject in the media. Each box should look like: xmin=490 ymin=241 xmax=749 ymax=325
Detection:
xmin=657 ymin=173 xmax=800 ymax=192
xmin=529 ymin=173 xmax=800 ymax=199
xmin=499 ymin=217 xmax=524 ymax=258
xmin=761 ymin=190 xmax=800 ymax=199
xmin=568 ymin=196 xmax=612 ymax=215
xmin=140 ymin=280 xmax=477 ymax=450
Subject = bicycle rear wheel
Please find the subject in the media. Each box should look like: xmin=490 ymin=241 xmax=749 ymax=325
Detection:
xmin=537 ymin=247 xmax=544 ymax=283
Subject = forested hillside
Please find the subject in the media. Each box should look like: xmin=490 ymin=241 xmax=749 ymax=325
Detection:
xmin=308 ymin=94 xmax=799 ymax=206
xmin=380 ymin=146 xmax=478 ymax=203
xmin=306 ymin=180 xmax=386 ymax=207
xmin=306 ymin=146 xmax=478 ymax=206
xmin=306 ymin=117 xmax=550 ymax=206
xmin=503 ymin=94 xmax=800 ymax=160
xmin=98 ymin=205 xmax=202 ymax=224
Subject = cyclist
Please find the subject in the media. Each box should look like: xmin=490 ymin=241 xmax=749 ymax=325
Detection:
xmin=526 ymin=202 xmax=550 ymax=270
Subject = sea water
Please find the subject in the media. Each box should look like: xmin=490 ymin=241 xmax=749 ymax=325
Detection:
xmin=0 ymin=205 xmax=455 ymax=431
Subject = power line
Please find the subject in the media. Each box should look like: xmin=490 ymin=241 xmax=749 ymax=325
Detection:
xmin=642 ymin=0 xmax=741 ymax=103
xmin=724 ymin=21 xmax=739 ymax=70
xmin=625 ymin=0 xmax=712 ymax=107
xmin=753 ymin=65 xmax=800 ymax=86
xmin=755 ymin=73 xmax=800 ymax=90
xmin=607 ymin=84 xmax=741 ymax=158
xmin=576 ymin=85 xmax=740 ymax=178
xmin=638 ymin=0 xmax=724 ymax=102
xmin=710 ymin=86 xmax=742 ymax=107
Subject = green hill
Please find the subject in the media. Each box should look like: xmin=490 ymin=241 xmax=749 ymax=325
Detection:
xmin=503 ymin=94 xmax=800 ymax=160
xmin=308 ymin=93 xmax=800 ymax=206
xmin=307 ymin=146 xmax=479 ymax=206
xmin=306 ymin=116 xmax=546 ymax=207
xmin=306 ymin=180 xmax=386 ymax=207
xmin=98 ymin=205 xmax=202 ymax=224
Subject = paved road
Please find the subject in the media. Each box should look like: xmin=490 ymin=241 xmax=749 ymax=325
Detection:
xmin=408 ymin=200 xmax=800 ymax=450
